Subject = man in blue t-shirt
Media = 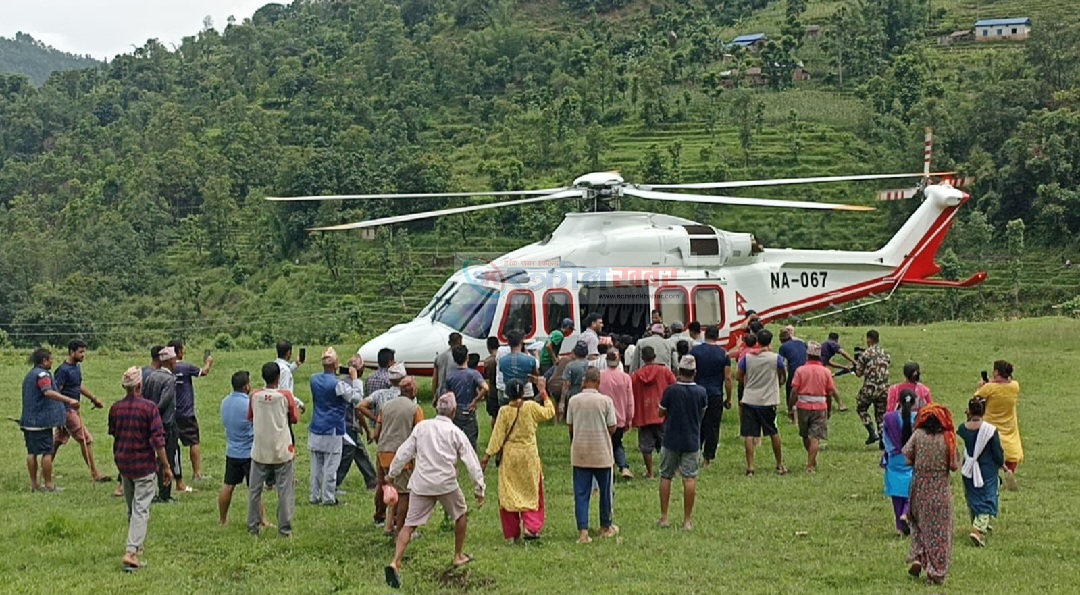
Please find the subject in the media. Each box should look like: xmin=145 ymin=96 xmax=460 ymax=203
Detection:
xmin=443 ymin=345 xmax=489 ymax=453
xmin=689 ymin=326 xmax=732 ymax=466
xmin=168 ymin=339 xmax=213 ymax=491
xmin=218 ymin=370 xmax=265 ymax=526
xmin=658 ymin=355 xmax=708 ymax=531
xmin=778 ymin=328 xmax=808 ymax=420
xmin=52 ymin=339 xmax=110 ymax=482
xmin=499 ymin=330 xmax=538 ymax=401
xmin=819 ymin=332 xmax=854 ymax=411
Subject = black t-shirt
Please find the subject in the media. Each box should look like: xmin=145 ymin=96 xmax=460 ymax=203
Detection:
xmin=659 ymin=382 xmax=708 ymax=453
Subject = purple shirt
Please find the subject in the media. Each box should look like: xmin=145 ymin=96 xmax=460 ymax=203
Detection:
xmin=820 ymin=340 xmax=842 ymax=365
xmin=173 ymin=362 xmax=203 ymax=419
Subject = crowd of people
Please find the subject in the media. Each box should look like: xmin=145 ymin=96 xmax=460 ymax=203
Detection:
xmin=15 ymin=319 xmax=1025 ymax=588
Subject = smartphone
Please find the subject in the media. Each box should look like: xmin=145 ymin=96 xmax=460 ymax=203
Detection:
xmin=203 ymin=349 xmax=211 ymax=363
xmin=981 ymin=370 xmax=989 ymax=383
xmin=298 ymin=348 xmax=306 ymax=364
xmin=338 ymin=365 xmax=350 ymax=375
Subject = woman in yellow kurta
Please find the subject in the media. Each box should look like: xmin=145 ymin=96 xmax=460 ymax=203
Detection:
xmin=481 ymin=376 xmax=555 ymax=542
xmin=976 ymin=360 xmax=1022 ymax=486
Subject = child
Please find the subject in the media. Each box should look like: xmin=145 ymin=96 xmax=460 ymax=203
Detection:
xmin=881 ymin=389 xmax=917 ymax=536
xmin=957 ymin=397 xmax=1005 ymax=547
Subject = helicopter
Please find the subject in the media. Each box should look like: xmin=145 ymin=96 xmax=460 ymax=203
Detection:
xmin=268 ymin=131 xmax=985 ymax=374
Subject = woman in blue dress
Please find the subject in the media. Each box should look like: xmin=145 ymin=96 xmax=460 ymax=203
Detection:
xmin=958 ymin=396 xmax=1005 ymax=547
xmin=882 ymin=389 xmax=918 ymax=536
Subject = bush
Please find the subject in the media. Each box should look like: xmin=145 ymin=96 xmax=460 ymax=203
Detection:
xmin=0 ymin=328 xmax=11 ymax=348
xmin=213 ymin=332 xmax=236 ymax=351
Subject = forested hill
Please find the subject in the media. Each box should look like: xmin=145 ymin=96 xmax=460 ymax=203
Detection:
xmin=0 ymin=0 xmax=1079 ymax=350
xmin=0 ymin=33 xmax=100 ymax=86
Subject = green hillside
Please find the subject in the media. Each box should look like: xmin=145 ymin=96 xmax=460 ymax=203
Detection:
xmin=0 ymin=0 xmax=1078 ymax=349
xmin=0 ymin=33 xmax=100 ymax=86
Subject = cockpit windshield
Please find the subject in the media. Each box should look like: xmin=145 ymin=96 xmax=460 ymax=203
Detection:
xmin=419 ymin=279 xmax=455 ymax=318
xmin=431 ymin=282 xmax=501 ymax=339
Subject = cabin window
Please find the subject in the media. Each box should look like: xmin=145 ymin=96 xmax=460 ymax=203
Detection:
xmin=543 ymin=290 xmax=572 ymax=335
xmin=693 ymin=288 xmax=724 ymax=326
xmin=997 ymin=28 xmax=1002 ymax=35
xmin=656 ymin=288 xmax=689 ymax=326
xmin=1011 ymin=28 xmax=1017 ymax=34
xmin=500 ymin=290 xmax=536 ymax=341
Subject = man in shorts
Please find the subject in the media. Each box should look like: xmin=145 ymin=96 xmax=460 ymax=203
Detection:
xmin=383 ymin=393 xmax=485 ymax=590
xmin=737 ymin=329 xmax=788 ymax=476
xmin=168 ymin=339 xmax=213 ymax=491
xmin=20 ymin=348 xmax=80 ymax=492
xmin=219 ymin=370 xmax=266 ymax=526
xmin=375 ymin=376 xmax=424 ymax=536
xmin=658 ymin=355 xmax=707 ymax=530
xmin=52 ymin=339 xmax=111 ymax=482
xmin=630 ymin=345 xmax=676 ymax=478
xmin=788 ymin=342 xmax=838 ymax=473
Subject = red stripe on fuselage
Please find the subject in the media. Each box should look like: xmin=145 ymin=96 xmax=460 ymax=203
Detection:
xmin=735 ymin=202 xmax=962 ymax=328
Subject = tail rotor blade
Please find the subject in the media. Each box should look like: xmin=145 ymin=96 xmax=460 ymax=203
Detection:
xmin=623 ymin=187 xmax=874 ymax=211
xmin=877 ymin=188 xmax=920 ymax=201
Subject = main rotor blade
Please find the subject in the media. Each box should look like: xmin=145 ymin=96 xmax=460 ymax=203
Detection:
xmin=644 ymin=172 xmax=956 ymax=190
xmin=623 ymin=187 xmax=875 ymax=211
xmin=308 ymin=189 xmax=586 ymax=231
xmin=266 ymin=187 xmax=568 ymax=202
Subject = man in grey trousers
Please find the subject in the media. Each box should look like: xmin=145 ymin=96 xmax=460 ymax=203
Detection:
xmin=108 ymin=367 xmax=173 ymax=572
xmin=248 ymin=362 xmax=300 ymax=537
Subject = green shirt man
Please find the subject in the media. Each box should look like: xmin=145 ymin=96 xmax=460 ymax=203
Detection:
xmin=540 ymin=318 xmax=575 ymax=369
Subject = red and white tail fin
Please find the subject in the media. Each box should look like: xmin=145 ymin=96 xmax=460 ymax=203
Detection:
xmin=875 ymin=184 xmax=984 ymax=286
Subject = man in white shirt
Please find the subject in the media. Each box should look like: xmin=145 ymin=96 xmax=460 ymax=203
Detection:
xmin=274 ymin=340 xmax=305 ymax=411
xmin=383 ymin=393 xmax=485 ymax=590
xmin=580 ymin=313 xmax=603 ymax=363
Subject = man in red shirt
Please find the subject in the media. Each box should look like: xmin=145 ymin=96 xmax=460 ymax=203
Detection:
xmin=788 ymin=341 xmax=838 ymax=473
xmin=108 ymin=367 xmax=173 ymax=572
xmin=630 ymin=346 xmax=676 ymax=479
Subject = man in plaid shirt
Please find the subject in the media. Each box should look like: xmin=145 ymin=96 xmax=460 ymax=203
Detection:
xmin=109 ymin=367 xmax=173 ymax=572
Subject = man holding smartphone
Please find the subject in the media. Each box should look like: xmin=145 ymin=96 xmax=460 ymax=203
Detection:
xmin=275 ymin=341 xmax=306 ymax=412
xmin=167 ymin=340 xmax=213 ymax=491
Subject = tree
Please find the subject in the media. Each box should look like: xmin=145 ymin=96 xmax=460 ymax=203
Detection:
xmin=637 ymin=144 xmax=667 ymax=182
xmin=1005 ymin=219 xmax=1025 ymax=314
xmin=376 ymin=228 xmax=422 ymax=312
xmin=729 ymin=91 xmax=763 ymax=168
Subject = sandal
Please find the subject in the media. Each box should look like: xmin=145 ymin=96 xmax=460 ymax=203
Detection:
xmin=776 ymin=465 xmax=789 ymax=476
xmin=384 ymin=565 xmax=401 ymax=589
xmin=452 ymin=554 xmax=474 ymax=569
xmin=745 ymin=469 xmax=755 ymax=477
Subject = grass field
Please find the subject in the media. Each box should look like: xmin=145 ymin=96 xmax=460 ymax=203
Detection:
xmin=1 ymin=318 xmax=1077 ymax=595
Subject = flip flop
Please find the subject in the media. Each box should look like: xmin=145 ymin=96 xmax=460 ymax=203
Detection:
xmin=122 ymin=561 xmax=147 ymax=573
xmin=452 ymin=554 xmax=474 ymax=569
xmin=94 ymin=476 xmax=114 ymax=483
xmin=776 ymin=466 xmax=789 ymax=476
xmin=384 ymin=565 xmax=401 ymax=589
xmin=656 ymin=520 xmax=671 ymax=529
xmin=178 ymin=486 xmax=196 ymax=493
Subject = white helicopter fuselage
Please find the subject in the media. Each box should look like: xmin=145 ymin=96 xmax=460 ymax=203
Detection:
xmin=358 ymin=184 xmax=979 ymax=374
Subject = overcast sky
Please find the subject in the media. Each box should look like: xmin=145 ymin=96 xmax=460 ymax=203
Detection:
xmin=1 ymin=0 xmax=271 ymax=60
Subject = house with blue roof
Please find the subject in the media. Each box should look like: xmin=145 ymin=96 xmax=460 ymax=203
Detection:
xmin=974 ymin=17 xmax=1031 ymax=42
xmin=730 ymin=33 xmax=767 ymax=52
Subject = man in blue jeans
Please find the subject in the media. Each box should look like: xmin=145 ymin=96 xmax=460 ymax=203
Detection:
xmin=566 ymin=367 xmax=619 ymax=544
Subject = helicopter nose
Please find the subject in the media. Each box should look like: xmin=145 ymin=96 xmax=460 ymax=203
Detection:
xmin=357 ymin=318 xmax=450 ymax=374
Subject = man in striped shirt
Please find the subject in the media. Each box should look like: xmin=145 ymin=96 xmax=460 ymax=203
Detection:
xmin=109 ymin=367 xmax=173 ymax=572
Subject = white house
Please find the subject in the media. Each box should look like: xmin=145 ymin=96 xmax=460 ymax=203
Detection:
xmin=974 ymin=18 xmax=1031 ymax=42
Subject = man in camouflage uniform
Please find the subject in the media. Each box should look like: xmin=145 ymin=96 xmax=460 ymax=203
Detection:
xmin=854 ymin=329 xmax=890 ymax=447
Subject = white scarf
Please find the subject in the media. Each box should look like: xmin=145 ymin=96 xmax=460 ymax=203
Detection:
xmin=961 ymin=421 xmax=997 ymax=488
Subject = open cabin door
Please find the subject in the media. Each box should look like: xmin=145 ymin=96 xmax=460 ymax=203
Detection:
xmin=578 ymin=282 xmax=650 ymax=339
